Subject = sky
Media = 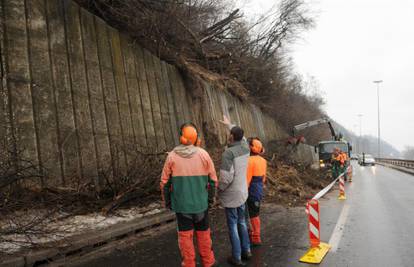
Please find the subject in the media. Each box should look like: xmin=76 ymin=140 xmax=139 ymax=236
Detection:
xmin=241 ymin=0 xmax=414 ymax=151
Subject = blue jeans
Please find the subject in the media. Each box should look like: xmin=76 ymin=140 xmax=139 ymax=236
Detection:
xmin=225 ymin=204 xmax=251 ymax=260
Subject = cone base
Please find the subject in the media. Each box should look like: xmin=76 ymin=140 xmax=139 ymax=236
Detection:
xmin=299 ymin=242 xmax=331 ymax=264
xmin=338 ymin=194 xmax=347 ymax=200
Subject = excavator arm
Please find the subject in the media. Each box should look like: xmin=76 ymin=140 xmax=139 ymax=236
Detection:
xmin=292 ymin=117 xmax=338 ymax=140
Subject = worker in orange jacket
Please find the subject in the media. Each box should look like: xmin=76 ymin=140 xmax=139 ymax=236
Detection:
xmin=246 ymin=138 xmax=267 ymax=246
xmin=332 ymin=147 xmax=345 ymax=179
xmin=160 ymin=123 xmax=218 ymax=267
xmin=340 ymin=150 xmax=349 ymax=181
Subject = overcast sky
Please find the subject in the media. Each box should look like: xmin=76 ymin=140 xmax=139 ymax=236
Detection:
xmin=242 ymin=0 xmax=414 ymax=151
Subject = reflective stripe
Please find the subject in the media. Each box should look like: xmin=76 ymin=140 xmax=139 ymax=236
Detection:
xmin=309 ymin=205 xmax=319 ymax=222
xmin=309 ymin=222 xmax=320 ymax=238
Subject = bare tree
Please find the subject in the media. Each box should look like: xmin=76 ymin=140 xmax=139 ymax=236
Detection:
xmin=74 ymin=0 xmax=322 ymax=139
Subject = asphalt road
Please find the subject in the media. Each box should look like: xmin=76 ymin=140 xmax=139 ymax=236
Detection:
xmin=64 ymin=163 xmax=414 ymax=267
xmin=320 ymin=163 xmax=414 ymax=267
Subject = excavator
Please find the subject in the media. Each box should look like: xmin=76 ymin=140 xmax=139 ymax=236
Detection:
xmin=292 ymin=118 xmax=352 ymax=172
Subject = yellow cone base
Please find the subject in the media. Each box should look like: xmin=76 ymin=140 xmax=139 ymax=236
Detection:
xmin=299 ymin=242 xmax=331 ymax=264
xmin=338 ymin=194 xmax=346 ymax=200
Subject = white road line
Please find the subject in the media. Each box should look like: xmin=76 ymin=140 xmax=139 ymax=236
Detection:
xmin=328 ymin=203 xmax=350 ymax=252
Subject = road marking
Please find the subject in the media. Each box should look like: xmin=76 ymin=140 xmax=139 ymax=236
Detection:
xmin=328 ymin=203 xmax=350 ymax=252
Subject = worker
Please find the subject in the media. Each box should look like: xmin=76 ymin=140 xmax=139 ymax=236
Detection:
xmin=246 ymin=138 xmax=267 ymax=246
xmin=340 ymin=149 xmax=349 ymax=181
xmin=331 ymin=147 xmax=345 ymax=179
xmin=160 ymin=123 xmax=217 ymax=267
xmin=219 ymin=115 xmax=252 ymax=266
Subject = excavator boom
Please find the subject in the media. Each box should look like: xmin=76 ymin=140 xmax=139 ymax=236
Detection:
xmin=293 ymin=117 xmax=337 ymax=140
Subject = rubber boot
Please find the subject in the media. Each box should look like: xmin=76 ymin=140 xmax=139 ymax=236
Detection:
xmin=249 ymin=216 xmax=261 ymax=246
xmin=195 ymin=229 xmax=216 ymax=267
xmin=178 ymin=230 xmax=196 ymax=267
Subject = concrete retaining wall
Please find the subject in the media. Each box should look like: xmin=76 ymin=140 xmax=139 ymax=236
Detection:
xmin=0 ymin=0 xmax=316 ymax=188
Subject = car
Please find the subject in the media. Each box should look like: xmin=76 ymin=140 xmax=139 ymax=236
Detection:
xmin=350 ymin=154 xmax=358 ymax=160
xmin=359 ymin=154 xmax=376 ymax=166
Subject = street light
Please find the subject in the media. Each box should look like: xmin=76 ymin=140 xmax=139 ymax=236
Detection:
xmin=373 ymin=80 xmax=383 ymax=158
xmin=357 ymin=114 xmax=363 ymax=153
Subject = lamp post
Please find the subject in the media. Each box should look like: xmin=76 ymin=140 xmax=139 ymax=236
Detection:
xmin=373 ymin=80 xmax=383 ymax=158
xmin=357 ymin=114 xmax=363 ymax=153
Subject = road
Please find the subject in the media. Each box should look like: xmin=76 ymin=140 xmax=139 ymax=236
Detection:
xmin=60 ymin=163 xmax=414 ymax=267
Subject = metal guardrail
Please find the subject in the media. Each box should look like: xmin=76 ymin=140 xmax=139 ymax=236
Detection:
xmin=376 ymin=158 xmax=414 ymax=170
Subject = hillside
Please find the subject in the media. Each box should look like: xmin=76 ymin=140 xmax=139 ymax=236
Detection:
xmin=74 ymin=0 xmax=327 ymax=137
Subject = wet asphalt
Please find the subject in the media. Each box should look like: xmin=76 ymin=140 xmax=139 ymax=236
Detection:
xmin=70 ymin=163 xmax=414 ymax=267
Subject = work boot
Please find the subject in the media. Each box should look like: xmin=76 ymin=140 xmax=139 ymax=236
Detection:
xmin=195 ymin=229 xmax=215 ymax=267
xmin=227 ymin=256 xmax=246 ymax=266
xmin=241 ymin=251 xmax=252 ymax=261
xmin=178 ymin=230 xmax=196 ymax=267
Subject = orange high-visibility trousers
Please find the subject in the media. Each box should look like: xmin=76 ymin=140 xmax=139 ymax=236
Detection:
xmin=178 ymin=230 xmax=196 ymax=267
xmin=196 ymin=229 xmax=215 ymax=267
xmin=249 ymin=216 xmax=261 ymax=244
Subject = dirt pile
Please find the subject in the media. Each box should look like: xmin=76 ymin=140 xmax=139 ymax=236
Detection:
xmin=265 ymin=158 xmax=331 ymax=206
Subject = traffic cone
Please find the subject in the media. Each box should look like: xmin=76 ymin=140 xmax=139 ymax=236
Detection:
xmin=338 ymin=175 xmax=346 ymax=200
xmin=300 ymin=199 xmax=330 ymax=264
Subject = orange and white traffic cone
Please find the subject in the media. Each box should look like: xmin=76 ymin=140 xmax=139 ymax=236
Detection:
xmin=300 ymin=199 xmax=330 ymax=263
xmin=338 ymin=175 xmax=346 ymax=200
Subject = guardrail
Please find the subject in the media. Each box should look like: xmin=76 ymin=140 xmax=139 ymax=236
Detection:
xmin=376 ymin=158 xmax=414 ymax=170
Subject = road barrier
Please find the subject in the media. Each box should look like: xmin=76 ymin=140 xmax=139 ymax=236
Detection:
xmin=300 ymin=171 xmax=347 ymax=264
xmin=300 ymin=199 xmax=331 ymax=263
xmin=347 ymin=165 xmax=353 ymax=182
xmin=338 ymin=175 xmax=346 ymax=200
xmin=376 ymin=158 xmax=414 ymax=170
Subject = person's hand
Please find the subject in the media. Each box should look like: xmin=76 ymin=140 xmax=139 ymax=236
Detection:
xmin=208 ymin=197 xmax=215 ymax=209
xmin=164 ymin=200 xmax=172 ymax=210
xmin=219 ymin=115 xmax=231 ymax=127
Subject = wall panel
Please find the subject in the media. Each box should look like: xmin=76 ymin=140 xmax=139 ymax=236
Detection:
xmin=0 ymin=0 xmax=316 ymax=188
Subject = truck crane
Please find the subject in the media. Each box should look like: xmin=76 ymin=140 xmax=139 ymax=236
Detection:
xmin=292 ymin=117 xmax=340 ymax=141
xmin=292 ymin=117 xmax=352 ymax=171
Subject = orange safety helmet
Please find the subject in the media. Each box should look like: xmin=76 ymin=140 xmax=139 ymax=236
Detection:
xmin=179 ymin=123 xmax=200 ymax=146
xmin=249 ymin=138 xmax=264 ymax=154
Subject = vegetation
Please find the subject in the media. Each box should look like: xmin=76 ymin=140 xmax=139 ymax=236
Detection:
xmin=76 ymin=0 xmax=329 ymax=143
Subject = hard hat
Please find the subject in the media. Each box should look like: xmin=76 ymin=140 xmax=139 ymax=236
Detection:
xmin=250 ymin=138 xmax=264 ymax=154
xmin=179 ymin=123 xmax=199 ymax=146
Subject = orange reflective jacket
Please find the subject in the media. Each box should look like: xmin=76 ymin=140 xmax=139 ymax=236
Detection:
xmin=340 ymin=152 xmax=348 ymax=162
xmin=246 ymin=155 xmax=267 ymax=201
xmin=333 ymin=154 xmax=345 ymax=166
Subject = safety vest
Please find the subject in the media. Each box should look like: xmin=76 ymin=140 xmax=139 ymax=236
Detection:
xmin=246 ymin=155 xmax=267 ymax=202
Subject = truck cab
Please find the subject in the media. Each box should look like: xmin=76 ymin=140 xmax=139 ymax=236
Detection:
xmin=317 ymin=141 xmax=351 ymax=168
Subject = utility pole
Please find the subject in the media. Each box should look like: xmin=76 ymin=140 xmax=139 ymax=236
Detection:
xmin=373 ymin=80 xmax=383 ymax=158
xmin=357 ymin=114 xmax=363 ymax=153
